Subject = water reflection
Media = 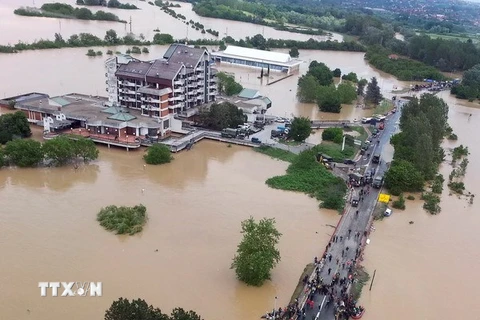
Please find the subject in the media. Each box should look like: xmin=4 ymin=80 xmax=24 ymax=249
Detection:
xmin=0 ymin=164 xmax=99 ymax=191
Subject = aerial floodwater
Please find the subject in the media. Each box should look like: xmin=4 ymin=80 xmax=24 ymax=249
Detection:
xmin=0 ymin=1 xmax=479 ymax=319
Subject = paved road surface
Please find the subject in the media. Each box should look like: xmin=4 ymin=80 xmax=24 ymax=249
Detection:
xmin=296 ymin=100 xmax=404 ymax=320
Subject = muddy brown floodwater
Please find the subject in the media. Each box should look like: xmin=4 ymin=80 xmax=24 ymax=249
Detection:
xmin=0 ymin=5 xmax=479 ymax=318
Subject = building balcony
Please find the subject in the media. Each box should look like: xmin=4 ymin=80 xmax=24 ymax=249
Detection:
xmin=142 ymin=105 xmax=160 ymax=111
xmin=173 ymin=87 xmax=183 ymax=93
xmin=120 ymin=80 xmax=136 ymax=87
xmin=173 ymin=95 xmax=185 ymax=101
xmin=174 ymin=80 xmax=184 ymax=85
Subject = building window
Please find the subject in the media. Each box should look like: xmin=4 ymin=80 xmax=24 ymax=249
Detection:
xmin=164 ymin=119 xmax=170 ymax=129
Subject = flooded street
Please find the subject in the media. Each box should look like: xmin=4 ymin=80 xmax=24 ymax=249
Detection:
xmin=0 ymin=2 xmax=480 ymax=319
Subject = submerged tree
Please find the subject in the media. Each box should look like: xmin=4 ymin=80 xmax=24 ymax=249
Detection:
xmin=231 ymin=217 xmax=282 ymax=286
xmin=365 ymin=77 xmax=383 ymax=105
xmin=288 ymin=117 xmax=312 ymax=142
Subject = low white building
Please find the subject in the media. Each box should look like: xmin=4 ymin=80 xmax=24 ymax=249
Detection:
xmin=211 ymin=45 xmax=302 ymax=74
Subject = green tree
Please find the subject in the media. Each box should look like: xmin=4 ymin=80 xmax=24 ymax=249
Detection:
xmin=384 ymin=159 xmax=424 ymax=195
xmin=297 ymin=74 xmax=319 ymax=103
xmin=144 ymin=144 xmax=173 ymax=165
xmin=7 ymin=99 xmax=16 ymax=110
xmin=231 ymin=217 xmax=282 ymax=286
xmin=0 ymin=147 xmax=4 ymax=168
xmin=317 ymin=86 xmax=341 ymax=113
xmin=308 ymin=61 xmax=333 ymax=86
xmin=216 ymin=72 xmax=243 ymax=96
xmin=198 ymin=102 xmax=245 ymax=130
xmin=73 ymin=136 xmax=99 ymax=162
xmin=153 ymin=33 xmax=174 ymax=44
xmin=170 ymin=308 xmax=203 ymax=320
xmin=365 ymin=77 xmax=383 ymax=105
xmin=322 ymin=127 xmax=343 ymax=142
xmin=289 ymin=46 xmax=299 ymax=58
xmin=288 ymin=117 xmax=312 ymax=142
xmin=4 ymin=139 xmax=44 ymax=167
xmin=337 ymin=82 xmax=357 ymax=104
xmin=105 ymin=298 xmax=169 ymax=320
xmin=332 ymin=68 xmax=341 ymax=77
xmin=42 ymin=136 xmax=75 ymax=165
xmin=0 ymin=111 xmax=32 ymax=144
xmin=357 ymin=79 xmax=367 ymax=96
xmin=341 ymin=72 xmax=358 ymax=83
xmin=104 ymin=29 xmax=119 ymax=44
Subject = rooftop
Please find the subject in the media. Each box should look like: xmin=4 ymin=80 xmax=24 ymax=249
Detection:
xmin=15 ymin=93 xmax=162 ymax=129
xmin=115 ymin=61 xmax=154 ymax=79
xmin=218 ymin=46 xmax=295 ymax=65
xmin=238 ymin=88 xmax=260 ymax=99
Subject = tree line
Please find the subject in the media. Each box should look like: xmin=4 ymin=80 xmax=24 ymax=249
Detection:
xmin=384 ymin=94 xmax=449 ymax=213
xmin=76 ymin=0 xmax=138 ymax=10
xmin=14 ymin=3 xmax=125 ymax=23
xmin=451 ymin=64 xmax=480 ymax=101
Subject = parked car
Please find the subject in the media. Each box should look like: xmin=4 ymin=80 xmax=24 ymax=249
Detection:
xmin=275 ymin=118 xmax=285 ymax=123
xmin=251 ymin=137 xmax=261 ymax=144
xmin=344 ymin=159 xmax=356 ymax=165
xmin=384 ymin=208 xmax=392 ymax=217
xmin=361 ymin=117 xmax=372 ymax=124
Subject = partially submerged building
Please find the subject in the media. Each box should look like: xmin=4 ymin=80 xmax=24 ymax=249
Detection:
xmin=211 ymin=45 xmax=302 ymax=74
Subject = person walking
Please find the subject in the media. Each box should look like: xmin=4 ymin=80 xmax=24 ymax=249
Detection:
xmin=328 ymin=268 xmax=332 ymax=275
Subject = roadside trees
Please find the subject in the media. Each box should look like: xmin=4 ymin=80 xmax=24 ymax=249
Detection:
xmin=317 ymin=86 xmax=341 ymax=113
xmin=0 ymin=111 xmax=32 ymax=144
xmin=288 ymin=117 xmax=312 ymax=142
xmin=231 ymin=217 xmax=282 ymax=286
xmin=365 ymin=77 xmax=383 ymax=105
xmin=198 ymin=102 xmax=245 ymax=130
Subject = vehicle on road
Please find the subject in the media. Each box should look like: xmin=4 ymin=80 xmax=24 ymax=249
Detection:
xmin=372 ymin=153 xmax=380 ymax=164
xmin=361 ymin=117 xmax=372 ymax=124
xmin=271 ymin=130 xmax=282 ymax=138
xmin=384 ymin=208 xmax=392 ymax=217
xmin=251 ymin=137 xmax=261 ymax=144
xmin=344 ymin=159 xmax=356 ymax=165
xmin=372 ymin=175 xmax=384 ymax=188
xmin=351 ymin=196 xmax=359 ymax=207
xmin=221 ymin=128 xmax=238 ymax=138
xmin=378 ymin=122 xmax=385 ymax=130
xmin=374 ymin=115 xmax=386 ymax=122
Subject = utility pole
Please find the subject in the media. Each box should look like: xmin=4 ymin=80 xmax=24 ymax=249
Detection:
xmin=369 ymin=269 xmax=377 ymax=291
xmin=342 ymin=134 xmax=346 ymax=151
xmin=129 ymin=16 xmax=132 ymax=33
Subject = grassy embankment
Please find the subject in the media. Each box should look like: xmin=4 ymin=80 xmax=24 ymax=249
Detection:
xmin=289 ymin=263 xmax=316 ymax=304
xmin=350 ymin=266 xmax=370 ymax=300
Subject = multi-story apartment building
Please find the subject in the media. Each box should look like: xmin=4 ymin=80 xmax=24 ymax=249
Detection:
xmin=105 ymin=44 xmax=217 ymax=135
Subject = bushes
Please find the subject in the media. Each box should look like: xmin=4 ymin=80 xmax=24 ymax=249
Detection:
xmin=0 ymin=111 xmax=32 ymax=144
xmin=392 ymin=194 xmax=406 ymax=210
xmin=254 ymin=146 xmax=297 ymax=163
xmin=144 ymin=144 xmax=173 ymax=165
xmin=421 ymin=192 xmax=441 ymax=214
xmin=15 ymin=3 xmax=123 ymax=22
xmin=322 ymin=128 xmax=343 ymax=143
xmin=265 ymin=148 xmax=347 ymax=211
xmin=314 ymin=142 xmax=355 ymax=162
xmin=97 ymin=204 xmax=147 ymax=235
xmin=431 ymin=174 xmax=444 ymax=194
xmin=4 ymin=139 xmax=44 ymax=168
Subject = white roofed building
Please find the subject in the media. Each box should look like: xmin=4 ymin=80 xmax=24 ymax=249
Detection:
xmin=211 ymin=45 xmax=302 ymax=74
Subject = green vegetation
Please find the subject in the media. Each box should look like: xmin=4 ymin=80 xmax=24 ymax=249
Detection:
xmin=357 ymin=79 xmax=368 ymax=96
xmin=198 ymin=102 xmax=246 ymax=130
xmin=392 ymin=194 xmax=406 ymax=210
xmin=421 ymin=192 xmax=441 ymax=214
xmin=351 ymin=266 xmax=370 ymax=301
xmin=231 ymin=217 xmax=282 ymax=286
xmin=153 ymin=33 xmax=174 ymax=45
xmin=14 ymin=3 xmax=125 ymax=23
xmin=406 ymin=195 xmax=415 ymax=200
xmin=143 ymin=144 xmax=173 ymax=165
xmin=431 ymin=174 xmax=444 ymax=194
xmin=374 ymin=100 xmax=393 ymax=115
xmin=105 ymin=298 xmax=203 ymax=320
xmin=322 ymin=127 xmax=343 ymax=144
xmin=341 ymin=72 xmax=358 ymax=83
xmin=288 ymin=117 xmax=312 ymax=142
xmin=452 ymin=145 xmax=469 ymax=162
xmin=265 ymin=146 xmax=348 ymax=210
xmin=76 ymin=0 xmax=138 ymax=9
xmin=451 ymin=64 xmax=480 ymax=101
xmin=332 ymin=68 xmax=342 ymax=78
xmin=0 ymin=30 xmax=154 ymax=54
xmin=0 ymin=111 xmax=32 ymax=144
xmin=448 ymin=181 xmax=465 ymax=194
xmin=289 ymin=46 xmax=299 ymax=58
xmin=297 ymin=61 xmax=358 ymax=112
xmin=384 ymin=95 xmax=448 ymax=213
xmin=373 ymin=201 xmax=387 ymax=220
xmin=365 ymin=77 xmax=383 ymax=106
xmin=43 ymin=136 xmax=99 ymax=165
xmin=129 ymin=46 xmax=142 ymax=54
xmin=3 ymin=139 xmax=44 ymax=168
xmin=289 ymin=263 xmax=315 ymax=304
xmin=315 ymin=142 xmax=355 ymax=162
xmin=97 ymin=204 xmax=147 ymax=235
xmin=254 ymin=146 xmax=297 ymax=163
xmin=216 ymin=72 xmax=243 ymax=96
xmin=142 ymin=47 xmax=149 ymax=53
xmin=86 ymin=49 xmax=102 ymax=56
xmin=106 ymin=50 xmax=113 ymax=55
xmin=365 ymin=46 xmax=445 ymax=81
